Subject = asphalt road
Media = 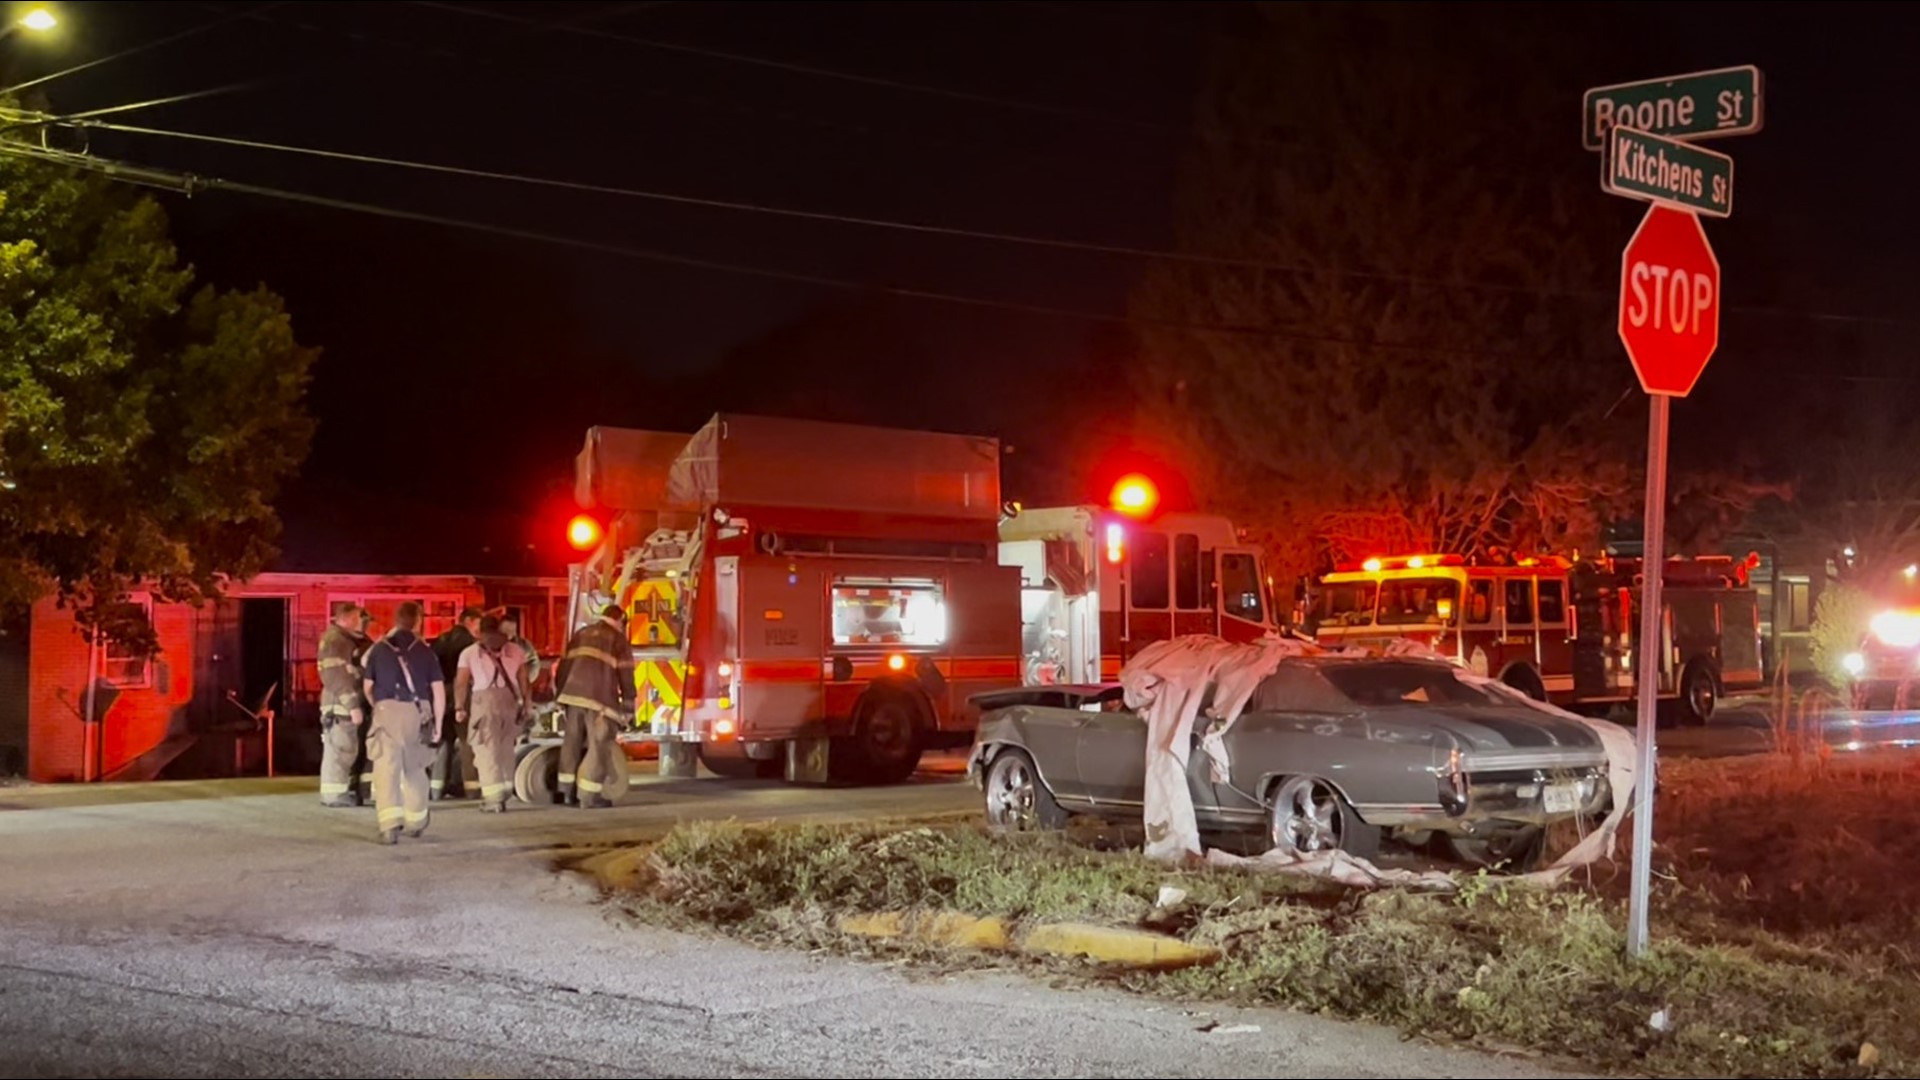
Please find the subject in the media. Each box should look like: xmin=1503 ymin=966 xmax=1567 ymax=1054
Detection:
xmin=0 ymin=755 xmax=1599 ymax=1079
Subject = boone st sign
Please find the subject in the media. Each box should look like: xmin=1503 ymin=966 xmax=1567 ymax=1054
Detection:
xmin=1582 ymin=65 xmax=1763 ymax=150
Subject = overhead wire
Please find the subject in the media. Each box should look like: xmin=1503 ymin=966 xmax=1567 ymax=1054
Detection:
xmin=64 ymin=116 xmax=1920 ymax=330
xmin=0 ymin=2 xmax=289 ymax=96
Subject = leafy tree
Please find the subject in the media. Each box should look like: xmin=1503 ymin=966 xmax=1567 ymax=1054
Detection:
xmin=1127 ymin=3 xmax=1656 ymax=582
xmin=0 ymin=150 xmax=317 ymax=650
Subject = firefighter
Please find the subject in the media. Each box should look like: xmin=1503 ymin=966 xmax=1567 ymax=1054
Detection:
xmin=455 ymin=614 xmax=530 ymax=813
xmin=429 ymin=606 xmax=484 ymax=801
xmin=555 ymin=601 xmax=635 ymax=809
xmin=360 ymin=600 xmax=446 ymax=844
xmin=316 ymin=602 xmax=371 ymax=807
xmin=498 ymin=614 xmax=542 ymax=688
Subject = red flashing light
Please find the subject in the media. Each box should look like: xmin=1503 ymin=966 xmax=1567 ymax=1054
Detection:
xmin=567 ymin=514 xmax=604 ymax=551
xmin=1109 ymin=474 xmax=1159 ymax=518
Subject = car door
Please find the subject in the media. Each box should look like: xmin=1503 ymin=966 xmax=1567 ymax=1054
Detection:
xmin=1074 ymin=706 xmax=1221 ymax=813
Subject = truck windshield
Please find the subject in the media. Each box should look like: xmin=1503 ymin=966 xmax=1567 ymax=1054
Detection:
xmin=1315 ymin=581 xmax=1376 ymax=626
xmin=1376 ymin=577 xmax=1461 ymax=626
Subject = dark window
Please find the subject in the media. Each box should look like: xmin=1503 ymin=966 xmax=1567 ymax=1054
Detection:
xmin=1468 ymin=579 xmax=1493 ymax=624
xmin=1505 ymin=579 xmax=1534 ymax=624
xmin=1131 ymin=531 xmax=1170 ymax=610
xmin=1175 ymin=534 xmax=1204 ymax=610
xmin=1537 ymin=579 xmax=1567 ymax=624
xmin=1319 ymin=661 xmax=1509 ymax=709
xmin=1221 ymin=553 xmax=1264 ymax=622
xmin=1377 ymin=578 xmax=1461 ymax=626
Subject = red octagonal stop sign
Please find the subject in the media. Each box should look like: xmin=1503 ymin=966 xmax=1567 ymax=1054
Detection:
xmin=1618 ymin=203 xmax=1721 ymax=397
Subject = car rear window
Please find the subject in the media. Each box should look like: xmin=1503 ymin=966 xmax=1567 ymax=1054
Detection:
xmin=1318 ymin=662 xmax=1503 ymax=708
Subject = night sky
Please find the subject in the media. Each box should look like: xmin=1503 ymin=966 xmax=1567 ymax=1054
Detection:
xmin=11 ymin=1 xmax=1917 ymax=575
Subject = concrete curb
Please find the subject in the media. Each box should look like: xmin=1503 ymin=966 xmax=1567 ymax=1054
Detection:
xmin=836 ymin=910 xmax=1221 ymax=970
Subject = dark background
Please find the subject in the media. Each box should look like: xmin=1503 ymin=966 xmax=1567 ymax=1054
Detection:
xmin=9 ymin=1 xmax=1915 ymax=574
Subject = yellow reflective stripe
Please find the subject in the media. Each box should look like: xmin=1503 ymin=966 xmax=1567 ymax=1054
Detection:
xmin=557 ymin=692 xmax=615 ymax=712
xmin=578 ymin=777 xmax=604 ymax=793
xmin=320 ymin=781 xmax=349 ymax=795
xmin=321 ymin=705 xmax=353 ymax=717
xmin=430 ymin=778 xmax=446 ymax=790
xmin=564 ymin=646 xmax=623 ymax=667
xmin=378 ymin=807 xmax=406 ymax=825
xmin=404 ymin=809 xmax=430 ymax=825
xmin=557 ymin=772 xmax=576 ymax=784
xmin=482 ymin=782 xmax=512 ymax=799
xmin=319 ymin=657 xmax=348 ymax=670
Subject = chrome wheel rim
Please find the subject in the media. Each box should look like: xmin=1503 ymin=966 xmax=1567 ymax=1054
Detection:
xmin=1271 ymin=777 xmax=1343 ymax=853
xmin=986 ymin=756 xmax=1038 ymax=829
xmin=1688 ymin=675 xmax=1714 ymax=720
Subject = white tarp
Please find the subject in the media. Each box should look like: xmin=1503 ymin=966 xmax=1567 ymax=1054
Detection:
xmin=1117 ymin=634 xmax=1637 ymax=889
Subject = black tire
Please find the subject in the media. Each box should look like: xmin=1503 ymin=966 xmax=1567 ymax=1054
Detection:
xmin=1264 ymin=775 xmax=1381 ymax=860
xmin=844 ymin=692 xmax=926 ymax=786
xmin=1501 ymin=664 xmax=1548 ymax=703
xmin=698 ymin=743 xmax=784 ymax=780
xmin=981 ymin=748 xmax=1068 ymax=833
xmin=1446 ymin=827 xmax=1548 ymax=873
xmin=1677 ymin=661 xmax=1717 ymax=727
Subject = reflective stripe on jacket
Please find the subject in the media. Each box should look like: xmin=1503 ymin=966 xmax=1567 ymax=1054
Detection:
xmin=555 ymin=619 xmax=635 ymax=720
xmin=318 ymin=626 xmax=370 ymax=719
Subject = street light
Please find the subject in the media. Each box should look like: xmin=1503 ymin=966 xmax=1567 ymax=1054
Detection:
xmin=19 ymin=8 xmax=55 ymax=31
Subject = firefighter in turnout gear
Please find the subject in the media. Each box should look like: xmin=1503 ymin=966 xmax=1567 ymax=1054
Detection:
xmin=316 ymin=602 xmax=372 ymax=807
xmin=360 ymin=601 xmax=446 ymax=844
xmin=555 ymin=601 xmax=635 ymax=809
xmin=455 ymin=614 xmax=531 ymax=813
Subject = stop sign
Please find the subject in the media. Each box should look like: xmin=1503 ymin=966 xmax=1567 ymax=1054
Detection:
xmin=1617 ymin=203 xmax=1721 ymax=397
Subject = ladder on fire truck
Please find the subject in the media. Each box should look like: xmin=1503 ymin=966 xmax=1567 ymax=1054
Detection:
xmin=612 ymin=527 xmax=703 ymax=742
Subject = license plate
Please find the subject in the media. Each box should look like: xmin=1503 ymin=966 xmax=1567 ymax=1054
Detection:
xmin=1543 ymin=783 xmax=1580 ymax=814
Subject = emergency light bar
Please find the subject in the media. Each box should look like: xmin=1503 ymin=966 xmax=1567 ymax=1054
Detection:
xmin=1343 ymin=554 xmax=1466 ymax=573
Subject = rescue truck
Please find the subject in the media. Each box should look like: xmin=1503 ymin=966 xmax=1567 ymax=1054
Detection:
xmin=995 ymin=486 xmax=1278 ymax=685
xmin=511 ymin=421 xmax=1280 ymax=798
xmin=1306 ymin=550 xmax=1765 ymax=726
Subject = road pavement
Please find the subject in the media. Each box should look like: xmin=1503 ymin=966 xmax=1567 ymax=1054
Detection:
xmin=0 ymin=757 xmax=1594 ymax=1079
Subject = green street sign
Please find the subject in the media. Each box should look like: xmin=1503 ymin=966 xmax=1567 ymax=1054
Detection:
xmin=1583 ymin=66 xmax=1763 ymax=151
xmin=1602 ymin=127 xmax=1735 ymax=218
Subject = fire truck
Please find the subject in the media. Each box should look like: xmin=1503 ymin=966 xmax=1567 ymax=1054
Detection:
xmin=1835 ymin=565 xmax=1920 ymax=710
xmin=515 ymin=413 xmax=1024 ymax=793
xmin=995 ymin=485 xmax=1278 ymax=685
xmin=1306 ymin=550 xmax=1765 ymax=726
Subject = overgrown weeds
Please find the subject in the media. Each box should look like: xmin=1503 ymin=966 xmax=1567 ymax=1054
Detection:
xmin=615 ymin=754 xmax=1920 ymax=1078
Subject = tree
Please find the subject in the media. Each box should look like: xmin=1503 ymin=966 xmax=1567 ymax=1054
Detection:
xmin=0 ymin=151 xmax=317 ymax=649
xmin=1128 ymin=3 xmax=1647 ymax=582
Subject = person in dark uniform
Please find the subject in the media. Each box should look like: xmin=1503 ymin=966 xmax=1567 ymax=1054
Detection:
xmin=430 ymin=606 xmax=483 ymax=800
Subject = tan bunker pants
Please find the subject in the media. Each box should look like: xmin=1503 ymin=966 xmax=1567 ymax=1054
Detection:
xmin=369 ymin=699 xmax=434 ymax=839
xmin=469 ymin=686 xmax=520 ymax=810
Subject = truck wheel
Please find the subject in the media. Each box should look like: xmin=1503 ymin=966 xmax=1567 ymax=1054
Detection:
xmin=848 ymin=692 xmax=925 ymax=785
xmin=698 ymin=743 xmax=783 ymax=780
xmin=514 ymin=743 xmax=558 ymax=805
xmin=1678 ymin=661 xmax=1717 ymax=727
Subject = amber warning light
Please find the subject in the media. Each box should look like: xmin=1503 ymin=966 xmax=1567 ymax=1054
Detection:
xmin=567 ymin=514 xmax=603 ymax=551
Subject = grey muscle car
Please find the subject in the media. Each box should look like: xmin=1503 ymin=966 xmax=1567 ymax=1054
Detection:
xmin=967 ymin=655 xmax=1613 ymax=869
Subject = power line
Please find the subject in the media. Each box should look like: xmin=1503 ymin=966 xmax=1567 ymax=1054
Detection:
xmin=0 ymin=3 xmax=289 ymax=96
xmin=408 ymin=0 xmax=1166 ymax=136
xmin=68 ymin=117 xmax=1920 ymax=331
xmin=3 ymin=139 xmax=1595 ymax=362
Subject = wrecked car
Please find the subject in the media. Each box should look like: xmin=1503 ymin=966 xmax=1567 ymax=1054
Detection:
xmin=966 ymin=654 xmax=1613 ymax=870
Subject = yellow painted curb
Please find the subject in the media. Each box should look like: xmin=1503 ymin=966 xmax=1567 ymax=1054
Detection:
xmin=838 ymin=911 xmax=1012 ymax=950
xmin=1021 ymin=922 xmax=1221 ymax=971
xmin=834 ymin=910 xmax=1216 ymax=969
xmin=577 ymin=847 xmax=651 ymax=890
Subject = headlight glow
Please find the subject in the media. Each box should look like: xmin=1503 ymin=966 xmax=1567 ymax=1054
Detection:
xmin=1871 ymin=610 xmax=1920 ymax=649
xmin=1843 ymin=651 xmax=1867 ymax=676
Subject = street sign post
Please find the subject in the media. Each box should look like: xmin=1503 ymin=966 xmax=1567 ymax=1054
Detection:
xmin=1587 ymin=65 xmax=1757 ymax=963
xmin=1616 ymin=202 xmax=1722 ymax=959
xmin=1604 ymin=126 xmax=1734 ymax=218
xmin=1583 ymin=65 xmax=1763 ymax=151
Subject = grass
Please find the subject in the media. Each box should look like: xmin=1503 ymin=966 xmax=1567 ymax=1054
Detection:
xmin=610 ymin=753 xmax=1920 ymax=1079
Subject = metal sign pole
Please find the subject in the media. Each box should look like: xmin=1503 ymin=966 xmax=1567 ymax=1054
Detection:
xmin=1626 ymin=392 xmax=1671 ymax=958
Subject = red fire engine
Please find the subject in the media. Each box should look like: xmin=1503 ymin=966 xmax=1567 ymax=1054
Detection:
xmin=1308 ymin=550 xmax=1764 ymax=726
xmin=518 ymin=414 xmax=1025 ymax=790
